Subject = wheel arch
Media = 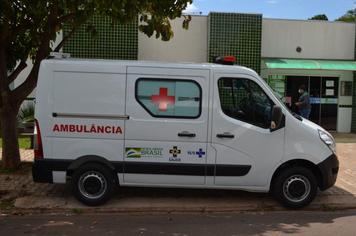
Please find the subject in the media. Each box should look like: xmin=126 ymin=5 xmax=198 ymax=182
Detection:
xmin=66 ymin=155 xmax=120 ymax=183
xmin=270 ymin=159 xmax=322 ymax=191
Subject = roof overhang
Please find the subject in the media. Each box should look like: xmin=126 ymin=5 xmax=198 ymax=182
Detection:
xmin=262 ymin=58 xmax=356 ymax=71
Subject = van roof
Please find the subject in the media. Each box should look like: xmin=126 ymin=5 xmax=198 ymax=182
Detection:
xmin=43 ymin=58 xmax=259 ymax=76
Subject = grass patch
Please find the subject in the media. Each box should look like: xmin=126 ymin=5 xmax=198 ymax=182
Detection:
xmin=72 ymin=208 xmax=84 ymax=214
xmin=0 ymin=198 xmax=15 ymax=210
xmin=321 ymin=204 xmax=337 ymax=212
xmin=0 ymin=137 xmax=32 ymax=149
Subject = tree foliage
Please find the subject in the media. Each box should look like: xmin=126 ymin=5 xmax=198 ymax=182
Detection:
xmin=308 ymin=14 xmax=328 ymax=21
xmin=336 ymin=8 xmax=356 ymax=22
xmin=1 ymin=0 xmax=192 ymax=71
xmin=0 ymin=0 xmax=192 ymax=168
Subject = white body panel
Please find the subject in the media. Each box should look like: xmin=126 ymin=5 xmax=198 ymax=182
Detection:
xmin=124 ymin=67 xmax=209 ymax=185
xmin=35 ymin=59 xmax=333 ymax=190
xmin=212 ymin=73 xmax=285 ymax=188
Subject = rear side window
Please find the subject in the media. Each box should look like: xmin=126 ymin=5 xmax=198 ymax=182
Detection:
xmin=135 ymin=79 xmax=202 ymax=118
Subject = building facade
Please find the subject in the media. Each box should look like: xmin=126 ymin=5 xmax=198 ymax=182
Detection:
xmin=16 ymin=12 xmax=356 ymax=132
xmin=261 ymin=19 xmax=355 ymax=132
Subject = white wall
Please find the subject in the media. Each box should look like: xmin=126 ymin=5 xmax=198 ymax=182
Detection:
xmin=138 ymin=16 xmax=208 ymax=62
xmin=262 ymin=19 xmax=355 ymax=60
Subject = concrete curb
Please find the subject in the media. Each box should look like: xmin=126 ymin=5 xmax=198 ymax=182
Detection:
xmin=4 ymin=194 xmax=356 ymax=215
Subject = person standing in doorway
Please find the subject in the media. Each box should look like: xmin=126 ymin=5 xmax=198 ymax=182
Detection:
xmin=295 ymin=84 xmax=311 ymax=119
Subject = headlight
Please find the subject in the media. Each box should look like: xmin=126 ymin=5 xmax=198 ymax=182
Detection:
xmin=318 ymin=130 xmax=336 ymax=153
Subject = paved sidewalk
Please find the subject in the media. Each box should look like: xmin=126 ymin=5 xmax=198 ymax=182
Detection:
xmin=0 ymin=143 xmax=356 ymax=213
xmin=20 ymin=149 xmax=34 ymax=162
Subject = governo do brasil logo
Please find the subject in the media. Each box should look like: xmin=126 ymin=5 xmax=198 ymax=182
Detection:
xmin=126 ymin=148 xmax=141 ymax=158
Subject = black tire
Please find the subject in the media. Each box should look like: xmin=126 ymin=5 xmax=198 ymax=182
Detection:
xmin=272 ymin=166 xmax=317 ymax=209
xmin=71 ymin=163 xmax=115 ymax=206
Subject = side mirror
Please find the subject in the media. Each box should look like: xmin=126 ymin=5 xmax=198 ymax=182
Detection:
xmin=270 ymin=105 xmax=283 ymax=131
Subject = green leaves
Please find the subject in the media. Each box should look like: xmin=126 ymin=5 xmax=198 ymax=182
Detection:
xmin=1 ymin=0 xmax=192 ymax=71
xmin=336 ymin=8 xmax=356 ymax=23
xmin=139 ymin=16 xmax=174 ymax=41
xmin=308 ymin=14 xmax=328 ymax=21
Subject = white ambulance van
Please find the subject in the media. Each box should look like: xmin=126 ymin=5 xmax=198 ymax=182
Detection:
xmin=32 ymin=56 xmax=338 ymax=208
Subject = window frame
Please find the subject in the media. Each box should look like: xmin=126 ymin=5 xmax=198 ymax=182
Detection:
xmin=135 ymin=78 xmax=203 ymax=119
xmin=217 ymin=77 xmax=274 ymax=129
xmin=340 ymin=81 xmax=352 ymax=96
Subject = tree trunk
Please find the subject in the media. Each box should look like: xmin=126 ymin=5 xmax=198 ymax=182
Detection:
xmin=1 ymin=104 xmax=20 ymax=169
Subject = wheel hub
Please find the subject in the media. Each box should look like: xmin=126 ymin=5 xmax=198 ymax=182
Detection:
xmin=78 ymin=171 xmax=107 ymax=200
xmin=283 ymin=175 xmax=311 ymax=203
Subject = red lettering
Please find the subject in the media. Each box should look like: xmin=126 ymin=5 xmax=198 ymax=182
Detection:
xmin=53 ymin=124 xmax=60 ymax=132
xmin=97 ymin=126 xmax=104 ymax=133
xmin=116 ymin=127 xmax=122 ymax=134
xmin=84 ymin=125 xmax=90 ymax=133
xmin=60 ymin=124 xmax=68 ymax=132
xmin=90 ymin=125 xmax=97 ymax=133
xmin=52 ymin=124 xmax=122 ymax=134
xmin=76 ymin=125 xmax=83 ymax=132
xmin=69 ymin=125 xmax=75 ymax=132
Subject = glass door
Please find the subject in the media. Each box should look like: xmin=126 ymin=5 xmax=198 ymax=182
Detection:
xmin=285 ymin=76 xmax=338 ymax=131
xmin=285 ymin=76 xmax=309 ymax=114
xmin=309 ymin=76 xmax=321 ymax=125
xmin=320 ymin=77 xmax=339 ymax=130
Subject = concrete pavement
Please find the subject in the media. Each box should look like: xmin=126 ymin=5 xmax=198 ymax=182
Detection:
xmin=0 ymin=141 xmax=356 ymax=213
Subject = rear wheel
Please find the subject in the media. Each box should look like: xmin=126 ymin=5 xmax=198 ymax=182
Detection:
xmin=71 ymin=163 xmax=115 ymax=206
xmin=272 ymin=166 xmax=317 ymax=209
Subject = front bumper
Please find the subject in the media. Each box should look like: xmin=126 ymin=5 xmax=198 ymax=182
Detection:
xmin=317 ymin=154 xmax=339 ymax=191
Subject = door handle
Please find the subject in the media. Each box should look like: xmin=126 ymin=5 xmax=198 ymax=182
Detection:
xmin=178 ymin=131 xmax=196 ymax=137
xmin=216 ymin=133 xmax=235 ymax=139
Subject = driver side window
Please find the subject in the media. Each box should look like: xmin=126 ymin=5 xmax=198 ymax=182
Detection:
xmin=218 ymin=78 xmax=274 ymax=129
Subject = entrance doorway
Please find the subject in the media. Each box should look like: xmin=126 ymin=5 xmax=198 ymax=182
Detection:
xmin=285 ymin=76 xmax=339 ymax=130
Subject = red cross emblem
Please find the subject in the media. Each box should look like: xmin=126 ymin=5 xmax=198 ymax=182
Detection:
xmin=151 ymin=88 xmax=175 ymax=111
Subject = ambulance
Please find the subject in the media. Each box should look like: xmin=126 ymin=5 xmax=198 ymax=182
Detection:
xmin=32 ymin=55 xmax=339 ymax=208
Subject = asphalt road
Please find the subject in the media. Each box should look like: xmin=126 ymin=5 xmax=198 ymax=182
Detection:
xmin=1 ymin=211 xmax=356 ymax=236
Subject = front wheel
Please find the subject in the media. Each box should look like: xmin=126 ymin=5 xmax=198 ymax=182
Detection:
xmin=71 ymin=163 xmax=115 ymax=206
xmin=272 ymin=167 xmax=317 ymax=209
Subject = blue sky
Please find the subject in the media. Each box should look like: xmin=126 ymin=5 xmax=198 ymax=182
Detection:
xmin=184 ymin=0 xmax=355 ymax=20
